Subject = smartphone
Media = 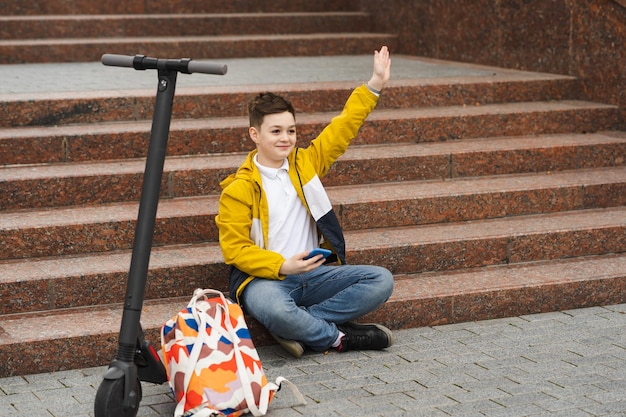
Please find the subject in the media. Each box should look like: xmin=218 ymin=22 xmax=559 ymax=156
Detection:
xmin=304 ymin=248 xmax=332 ymax=260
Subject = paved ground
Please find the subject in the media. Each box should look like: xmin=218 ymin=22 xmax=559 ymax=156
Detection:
xmin=1 ymin=304 xmax=626 ymax=417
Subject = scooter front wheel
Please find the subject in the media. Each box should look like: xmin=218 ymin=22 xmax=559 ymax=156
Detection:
xmin=94 ymin=376 xmax=143 ymax=417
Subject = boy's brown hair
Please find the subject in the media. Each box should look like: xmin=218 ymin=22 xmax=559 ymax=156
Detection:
xmin=248 ymin=92 xmax=296 ymax=128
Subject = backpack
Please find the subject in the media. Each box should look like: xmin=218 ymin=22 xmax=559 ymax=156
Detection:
xmin=161 ymin=288 xmax=305 ymax=417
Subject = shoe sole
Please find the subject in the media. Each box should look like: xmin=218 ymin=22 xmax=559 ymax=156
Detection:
xmin=373 ymin=323 xmax=394 ymax=347
xmin=271 ymin=333 xmax=305 ymax=358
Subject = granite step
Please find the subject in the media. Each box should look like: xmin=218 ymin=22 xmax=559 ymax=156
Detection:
xmin=0 ymin=98 xmax=617 ymax=169
xmin=365 ymin=253 xmax=626 ymax=329
xmin=1 ymin=251 xmax=625 ymax=377
xmin=1 ymin=69 xmax=580 ymax=129
xmin=2 ymin=132 xmax=625 ymax=210
xmin=0 ymin=0 xmax=353 ymax=16
xmin=2 ymin=165 xmax=625 ymax=260
xmin=2 ymin=203 xmax=625 ymax=315
xmin=0 ymin=12 xmax=371 ymax=40
xmin=347 ymin=206 xmax=626 ymax=272
xmin=0 ymin=32 xmax=398 ymax=64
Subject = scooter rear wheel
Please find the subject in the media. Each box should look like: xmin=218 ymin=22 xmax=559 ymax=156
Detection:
xmin=94 ymin=376 xmax=143 ymax=417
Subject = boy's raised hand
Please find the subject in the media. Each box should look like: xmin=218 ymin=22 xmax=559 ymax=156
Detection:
xmin=368 ymin=45 xmax=391 ymax=92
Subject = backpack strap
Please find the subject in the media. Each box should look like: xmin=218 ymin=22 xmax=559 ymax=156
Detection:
xmin=218 ymin=294 xmax=276 ymax=416
xmin=275 ymin=376 xmax=308 ymax=407
xmin=175 ymin=294 xmax=224 ymax=417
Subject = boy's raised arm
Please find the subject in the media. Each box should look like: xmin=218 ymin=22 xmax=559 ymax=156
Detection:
xmin=367 ymin=45 xmax=391 ymax=93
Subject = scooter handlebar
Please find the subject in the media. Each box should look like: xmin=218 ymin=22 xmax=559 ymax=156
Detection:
xmin=101 ymin=54 xmax=227 ymax=75
xmin=187 ymin=60 xmax=228 ymax=75
xmin=102 ymin=53 xmax=134 ymax=68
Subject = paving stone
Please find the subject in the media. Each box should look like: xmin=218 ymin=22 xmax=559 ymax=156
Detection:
xmin=483 ymin=403 xmax=547 ymax=417
xmin=527 ymin=410 xmax=595 ymax=417
xmin=361 ymin=380 xmax=426 ymax=396
xmin=437 ymin=398 xmax=507 ymax=415
xmin=582 ymin=400 xmax=626 ymax=416
xmin=0 ymin=404 xmax=19 ymax=417
xmin=0 ymin=391 xmax=40 ymax=407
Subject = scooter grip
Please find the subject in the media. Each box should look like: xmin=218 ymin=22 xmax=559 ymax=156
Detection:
xmin=187 ymin=60 xmax=228 ymax=75
xmin=101 ymin=54 xmax=134 ymax=68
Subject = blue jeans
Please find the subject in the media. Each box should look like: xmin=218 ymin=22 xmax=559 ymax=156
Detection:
xmin=240 ymin=264 xmax=394 ymax=351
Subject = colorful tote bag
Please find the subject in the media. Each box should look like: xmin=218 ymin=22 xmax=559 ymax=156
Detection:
xmin=161 ymin=288 xmax=305 ymax=417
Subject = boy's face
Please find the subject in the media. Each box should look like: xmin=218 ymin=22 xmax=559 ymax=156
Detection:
xmin=249 ymin=111 xmax=297 ymax=168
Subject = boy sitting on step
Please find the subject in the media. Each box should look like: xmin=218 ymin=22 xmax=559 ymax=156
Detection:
xmin=215 ymin=46 xmax=394 ymax=358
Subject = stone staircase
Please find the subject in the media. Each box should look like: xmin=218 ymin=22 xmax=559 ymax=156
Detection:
xmin=1 ymin=0 xmax=625 ymax=378
xmin=0 ymin=0 xmax=393 ymax=64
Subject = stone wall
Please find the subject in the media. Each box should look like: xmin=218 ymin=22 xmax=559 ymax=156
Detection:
xmin=361 ymin=0 xmax=626 ymax=126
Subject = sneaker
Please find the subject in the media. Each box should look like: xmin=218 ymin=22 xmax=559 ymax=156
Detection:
xmin=271 ymin=333 xmax=305 ymax=358
xmin=336 ymin=322 xmax=393 ymax=352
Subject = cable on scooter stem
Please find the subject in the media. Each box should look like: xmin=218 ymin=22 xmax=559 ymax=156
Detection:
xmin=101 ymin=54 xmax=228 ymax=75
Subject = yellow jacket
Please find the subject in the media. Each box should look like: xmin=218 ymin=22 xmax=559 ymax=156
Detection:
xmin=215 ymin=84 xmax=379 ymax=303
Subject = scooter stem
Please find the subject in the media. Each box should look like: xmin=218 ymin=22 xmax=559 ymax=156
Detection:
xmin=117 ymin=69 xmax=177 ymax=361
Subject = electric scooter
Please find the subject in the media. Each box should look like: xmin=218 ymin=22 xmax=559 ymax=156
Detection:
xmin=94 ymin=54 xmax=227 ymax=417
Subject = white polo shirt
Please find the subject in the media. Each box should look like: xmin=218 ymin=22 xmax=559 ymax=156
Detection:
xmin=254 ymin=155 xmax=318 ymax=258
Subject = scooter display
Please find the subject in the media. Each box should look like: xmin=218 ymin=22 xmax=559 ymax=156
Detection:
xmin=94 ymin=54 xmax=227 ymax=417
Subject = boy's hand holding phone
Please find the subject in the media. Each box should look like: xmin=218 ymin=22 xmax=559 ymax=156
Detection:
xmin=279 ymin=248 xmax=332 ymax=275
xmin=303 ymin=248 xmax=332 ymax=260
